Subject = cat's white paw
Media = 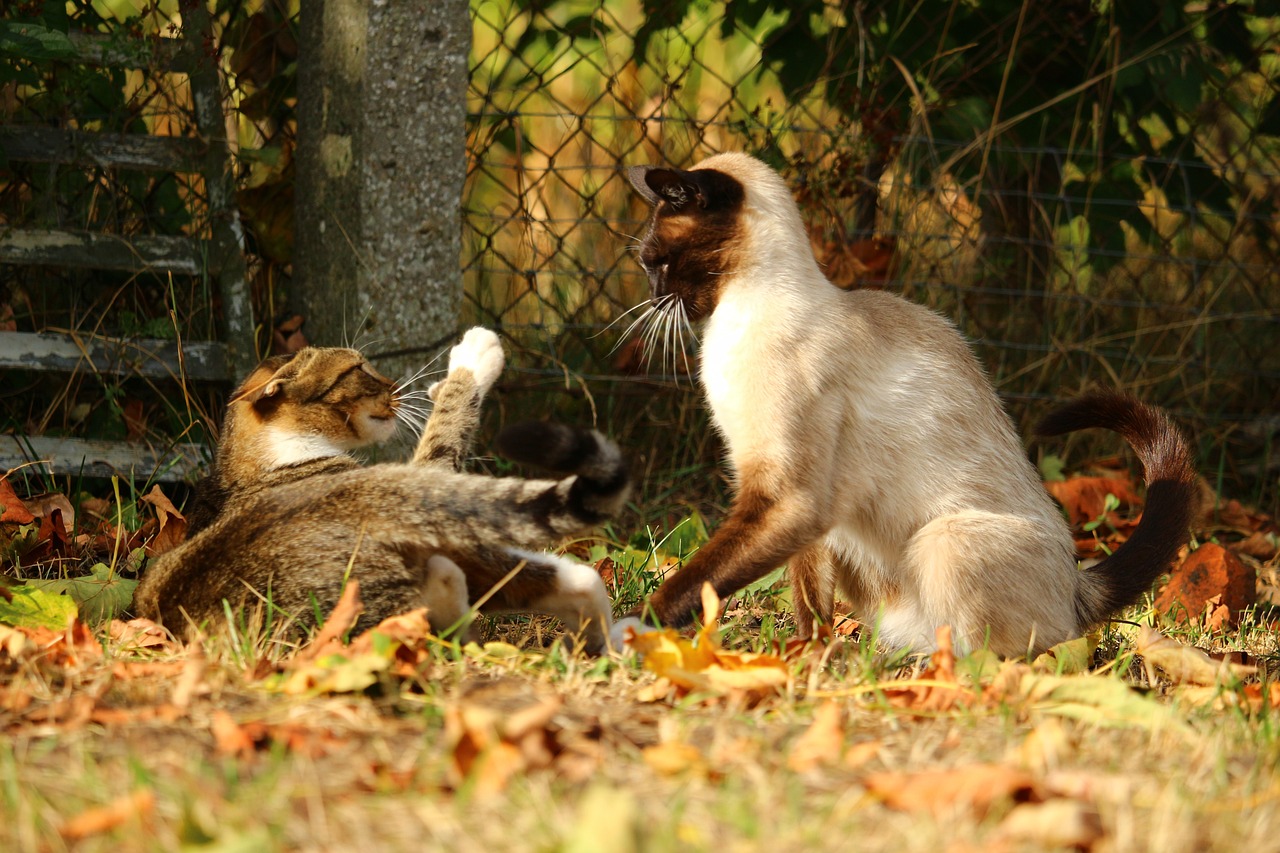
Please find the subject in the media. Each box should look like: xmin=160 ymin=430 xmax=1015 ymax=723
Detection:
xmin=448 ymin=327 xmax=504 ymax=395
xmin=608 ymin=616 xmax=658 ymax=653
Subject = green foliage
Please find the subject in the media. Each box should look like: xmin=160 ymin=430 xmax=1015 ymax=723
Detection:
xmin=0 ymin=584 xmax=78 ymax=630
xmin=26 ymin=563 xmax=138 ymax=624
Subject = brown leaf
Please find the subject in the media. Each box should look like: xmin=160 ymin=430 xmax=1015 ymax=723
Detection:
xmin=171 ymin=650 xmax=207 ymax=709
xmin=445 ymin=681 xmax=565 ymax=794
xmin=23 ymin=492 xmax=76 ymax=530
xmin=107 ymin=618 xmax=174 ymax=650
xmin=879 ymin=625 xmax=973 ymax=714
xmin=35 ymin=507 xmax=70 ymax=558
xmin=0 ymin=477 xmax=35 ymax=524
xmin=59 ymin=789 xmax=155 ymax=840
xmin=1154 ymin=543 xmax=1256 ymax=626
xmin=344 ymin=607 xmax=434 ymax=675
xmin=787 ymin=701 xmax=845 ymax=772
xmin=140 ymin=485 xmax=187 ymax=557
xmin=642 ymin=741 xmax=707 ymax=777
xmin=865 ymin=764 xmax=1042 ymax=818
xmin=122 ymin=398 xmax=147 ymax=441
xmin=272 ymin=314 xmax=310 ymax=354
xmin=1234 ymin=531 xmax=1279 ymax=561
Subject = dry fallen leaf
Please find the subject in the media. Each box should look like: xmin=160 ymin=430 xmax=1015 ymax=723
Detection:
xmin=140 ymin=484 xmax=187 ymax=557
xmin=787 ymin=701 xmax=845 ymax=772
xmin=58 ymin=789 xmax=155 ymax=840
xmin=1136 ymin=626 xmax=1255 ymax=686
xmin=292 ymin=580 xmax=363 ymax=665
xmin=23 ymin=492 xmax=76 ymax=531
xmin=211 ymin=710 xmax=255 ymax=757
xmin=642 ymin=740 xmax=707 ymax=777
xmin=627 ymin=584 xmax=790 ymax=704
xmin=865 ymin=763 xmax=1042 ymax=818
xmin=0 ymin=478 xmax=37 ymax=524
xmin=878 ymin=625 xmax=974 ymax=714
xmin=995 ymin=799 xmax=1104 ymax=850
xmin=445 ymin=680 xmax=566 ymax=795
xmin=107 ymin=618 xmax=175 ymax=651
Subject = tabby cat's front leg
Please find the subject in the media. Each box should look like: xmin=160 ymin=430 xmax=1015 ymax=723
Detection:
xmin=411 ymin=327 xmax=504 ymax=471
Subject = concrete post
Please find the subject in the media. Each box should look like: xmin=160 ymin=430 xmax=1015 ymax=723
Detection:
xmin=294 ymin=0 xmax=468 ymax=381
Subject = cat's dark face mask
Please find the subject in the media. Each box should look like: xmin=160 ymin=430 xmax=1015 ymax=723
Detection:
xmin=626 ymin=164 xmax=745 ymax=322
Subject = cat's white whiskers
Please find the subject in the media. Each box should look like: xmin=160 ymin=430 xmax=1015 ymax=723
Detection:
xmin=597 ymin=298 xmax=661 ymax=344
xmin=609 ymin=302 xmax=663 ymax=356
xmin=394 ymin=363 xmax=446 ymax=394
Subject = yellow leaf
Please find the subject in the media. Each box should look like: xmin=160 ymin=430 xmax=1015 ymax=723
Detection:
xmin=642 ymin=741 xmax=706 ymax=777
xmin=1136 ymin=626 xmax=1255 ymax=686
xmin=629 ymin=585 xmax=790 ymax=702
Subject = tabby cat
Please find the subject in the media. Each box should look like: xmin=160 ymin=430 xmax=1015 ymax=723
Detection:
xmin=618 ymin=152 xmax=1198 ymax=656
xmin=134 ymin=328 xmax=628 ymax=652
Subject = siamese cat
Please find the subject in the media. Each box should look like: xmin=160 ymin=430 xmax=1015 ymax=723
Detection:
xmin=618 ymin=152 xmax=1197 ymax=656
xmin=135 ymin=328 xmax=628 ymax=652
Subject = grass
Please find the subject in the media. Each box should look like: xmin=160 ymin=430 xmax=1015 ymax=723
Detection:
xmin=3 ymin=547 xmax=1280 ymax=852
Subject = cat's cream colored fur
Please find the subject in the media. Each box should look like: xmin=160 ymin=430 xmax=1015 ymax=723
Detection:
xmin=622 ymin=152 xmax=1197 ymax=656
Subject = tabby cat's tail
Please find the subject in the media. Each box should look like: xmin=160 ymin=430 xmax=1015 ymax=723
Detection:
xmin=496 ymin=421 xmax=631 ymax=525
xmin=1035 ymin=392 xmax=1199 ymax=628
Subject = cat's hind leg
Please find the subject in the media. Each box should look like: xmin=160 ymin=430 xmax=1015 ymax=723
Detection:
xmin=899 ymin=510 xmax=1079 ymax=657
xmin=423 ymin=554 xmax=475 ymax=642
xmin=478 ymin=548 xmax=615 ymax=654
xmin=789 ymin=543 xmax=836 ymax=641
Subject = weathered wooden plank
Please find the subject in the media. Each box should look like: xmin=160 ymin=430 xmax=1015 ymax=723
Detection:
xmin=1 ymin=436 xmax=207 ymax=483
xmin=0 ymin=126 xmax=203 ymax=172
xmin=0 ymin=229 xmax=210 ymax=275
xmin=0 ymin=332 xmax=230 ymax=382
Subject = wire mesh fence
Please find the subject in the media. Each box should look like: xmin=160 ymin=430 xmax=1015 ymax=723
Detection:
xmin=1 ymin=0 xmax=1276 ymax=511
xmin=463 ymin=0 xmax=1280 ymax=512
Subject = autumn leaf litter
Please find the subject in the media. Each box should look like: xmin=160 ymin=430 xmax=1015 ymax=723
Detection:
xmin=2 ymin=470 xmax=1280 ymax=849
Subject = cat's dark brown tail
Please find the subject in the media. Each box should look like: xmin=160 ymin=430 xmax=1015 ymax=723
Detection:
xmin=496 ymin=421 xmax=631 ymax=524
xmin=1036 ymin=392 xmax=1199 ymax=627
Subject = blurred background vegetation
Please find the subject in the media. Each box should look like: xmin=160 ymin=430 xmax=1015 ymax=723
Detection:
xmin=2 ymin=0 xmax=1278 ymax=524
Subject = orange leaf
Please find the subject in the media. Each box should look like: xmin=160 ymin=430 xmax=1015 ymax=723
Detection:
xmin=879 ymin=625 xmax=974 ymax=714
xmin=0 ymin=478 xmax=35 ymax=524
xmin=292 ymin=580 xmax=363 ymax=665
xmin=211 ymin=710 xmax=255 ymax=757
xmin=787 ymin=701 xmax=845 ymax=772
xmin=865 ymin=764 xmax=1042 ymax=818
xmin=1044 ymin=475 xmax=1143 ymax=527
xmin=59 ymin=789 xmax=155 ymax=840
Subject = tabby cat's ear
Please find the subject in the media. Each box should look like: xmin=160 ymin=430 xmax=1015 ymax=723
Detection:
xmin=230 ymin=355 xmax=295 ymax=406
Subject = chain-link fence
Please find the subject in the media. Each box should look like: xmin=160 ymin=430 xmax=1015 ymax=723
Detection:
xmin=464 ymin=0 xmax=1280 ymax=512
xmin=2 ymin=0 xmax=1276 ymax=511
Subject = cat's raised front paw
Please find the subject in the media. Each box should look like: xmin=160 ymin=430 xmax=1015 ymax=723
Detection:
xmin=448 ymin=327 xmax=504 ymax=395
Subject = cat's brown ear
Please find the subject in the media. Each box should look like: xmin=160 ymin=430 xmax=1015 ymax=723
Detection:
xmin=229 ymin=355 xmax=295 ymax=406
xmin=629 ymin=166 xmax=698 ymax=210
xmin=627 ymin=165 xmax=743 ymax=212
xmin=626 ymin=165 xmax=663 ymax=206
